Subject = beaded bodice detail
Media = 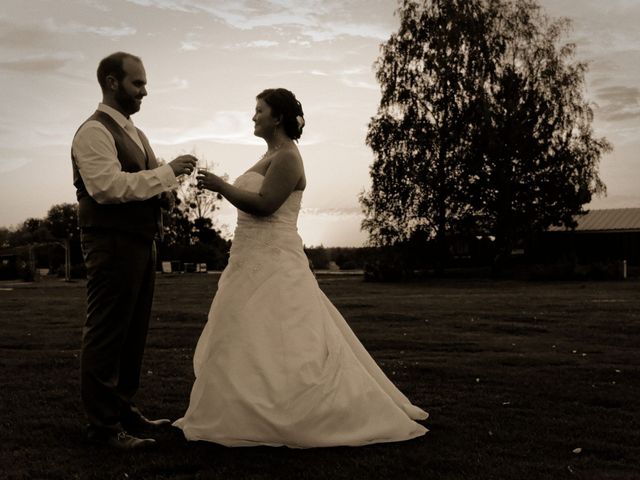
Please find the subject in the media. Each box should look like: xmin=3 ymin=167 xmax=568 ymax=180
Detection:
xmin=233 ymin=171 xmax=303 ymax=233
xmin=228 ymin=171 xmax=305 ymax=275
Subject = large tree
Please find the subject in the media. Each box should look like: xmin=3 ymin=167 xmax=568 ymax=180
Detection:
xmin=362 ymin=0 xmax=495 ymax=252
xmin=471 ymin=0 xmax=611 ymax=266
xmin=361 ymin=0 xmax=610 ymax=270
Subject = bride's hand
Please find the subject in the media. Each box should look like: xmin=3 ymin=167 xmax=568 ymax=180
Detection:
xmin=196 ymin=170 xmax=225 ymax=192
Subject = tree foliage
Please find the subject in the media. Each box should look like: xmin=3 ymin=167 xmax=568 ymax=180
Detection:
xmin=471 ymin=0 xmax=611 ymax=262
xmin=7 ymin=217 xmax=53 ymax=246
xmin=44 ymin=203 xmax=80 ymax=240
xmin=0 ymin=227 xmax=9 ymax=248
xmin=161 ymin=166 xmax=228 ymax=247
xmin=158 ymin=167 xmax=231 ymax=270
xmin=361 ymin=0 xmax=611 ymax=266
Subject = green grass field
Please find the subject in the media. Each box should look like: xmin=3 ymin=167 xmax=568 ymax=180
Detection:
xmin=1 ymin=274 xmax=639 ymax=479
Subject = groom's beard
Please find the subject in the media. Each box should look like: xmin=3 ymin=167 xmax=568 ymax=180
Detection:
xmin=115 ymin=85 xmax=142 ymax=116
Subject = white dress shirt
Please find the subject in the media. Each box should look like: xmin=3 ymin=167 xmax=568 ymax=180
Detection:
xmin=72 ymin=103 xmax=177 ymax=204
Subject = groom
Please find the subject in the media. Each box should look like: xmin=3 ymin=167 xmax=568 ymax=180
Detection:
xmin=72 ymin=51 xmax=197 ymax=449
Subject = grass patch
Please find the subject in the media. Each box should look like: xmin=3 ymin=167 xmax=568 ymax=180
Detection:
xmin=1 ymin=275 xmax=639 ymax=479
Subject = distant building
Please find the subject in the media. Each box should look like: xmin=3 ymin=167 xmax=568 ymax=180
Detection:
xmin=533 ymin=208 xmax=640 ymax=266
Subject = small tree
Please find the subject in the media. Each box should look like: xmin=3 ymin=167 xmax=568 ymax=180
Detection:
xmin=157 ymin=157 xmax=231 ymax=270
xmin=160 ymin=156 xmax=227 ymax=247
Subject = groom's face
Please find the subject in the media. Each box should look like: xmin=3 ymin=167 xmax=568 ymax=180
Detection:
xmin=113 ymin=58 xmax=147 ymax=116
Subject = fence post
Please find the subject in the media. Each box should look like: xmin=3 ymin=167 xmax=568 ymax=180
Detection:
xmin=64 ymin=238 xmax=71 ymax=282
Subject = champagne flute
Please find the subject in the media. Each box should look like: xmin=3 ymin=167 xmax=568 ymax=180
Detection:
xmin=197 ymin=161 xmax=210 ymax=190
xmin=198 ymin=162 xmax=223 ymax=199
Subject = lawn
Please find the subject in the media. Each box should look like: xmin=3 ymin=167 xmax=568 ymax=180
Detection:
xmin=1 ymin=274 xmax=638 ymax=480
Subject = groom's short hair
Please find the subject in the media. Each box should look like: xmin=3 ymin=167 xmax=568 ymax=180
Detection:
xmin=97 ymin=52 xmax=142 ymax=92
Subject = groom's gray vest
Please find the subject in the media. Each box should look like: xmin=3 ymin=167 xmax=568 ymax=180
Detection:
xmin=72 ymin=110 xmax=162 ymax=241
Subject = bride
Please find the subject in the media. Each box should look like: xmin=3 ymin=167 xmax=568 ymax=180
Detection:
xmin=173 ymin=88 xmax=428 ymax=447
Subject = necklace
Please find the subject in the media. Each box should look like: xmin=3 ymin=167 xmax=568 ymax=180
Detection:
xmin=260 ymin=143 xmax=284 ymax=161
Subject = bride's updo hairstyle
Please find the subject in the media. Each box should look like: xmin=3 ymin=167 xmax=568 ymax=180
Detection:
xmin=256 ymin=88 xmax=305 ymax=141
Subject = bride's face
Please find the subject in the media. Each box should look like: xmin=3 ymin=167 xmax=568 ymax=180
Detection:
xmin=252 ymin=99 xmax=279 ymax=139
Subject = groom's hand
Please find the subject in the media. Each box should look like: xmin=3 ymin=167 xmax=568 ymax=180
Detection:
xmin=169 ymin=154 xmax=198 ymax=176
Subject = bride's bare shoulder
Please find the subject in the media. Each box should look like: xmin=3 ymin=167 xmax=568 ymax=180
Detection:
xmin=270 ymin=146 xmax=303 ymax=171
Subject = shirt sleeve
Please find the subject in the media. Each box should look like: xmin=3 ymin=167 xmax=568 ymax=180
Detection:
xmin=72 ymin=121 xmax=178 ymax=204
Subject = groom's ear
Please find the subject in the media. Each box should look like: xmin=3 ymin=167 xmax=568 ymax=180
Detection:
xmin=106 ymin=74 xmax=118 ymax=91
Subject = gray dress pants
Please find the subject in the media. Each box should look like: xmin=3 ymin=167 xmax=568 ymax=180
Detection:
xmin=80 ymin=228 xmax=156 ymax=434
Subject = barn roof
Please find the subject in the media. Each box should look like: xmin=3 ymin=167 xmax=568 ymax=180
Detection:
xmin=548 ymin=208 xmax=640 ymax=232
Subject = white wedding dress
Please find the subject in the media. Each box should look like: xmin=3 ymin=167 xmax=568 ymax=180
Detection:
xmin=173 ymin=171 xmax=428 ymax=447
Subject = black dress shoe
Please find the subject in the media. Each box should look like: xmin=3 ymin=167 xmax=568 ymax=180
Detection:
xmin=122 ymin=414 xmax=171 ymax=432
xmin=89 ymin=430 xmax=156 ymax=450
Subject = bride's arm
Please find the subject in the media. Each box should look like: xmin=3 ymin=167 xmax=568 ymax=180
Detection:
xmin=197 ymin=151 xmax=303 ymax=217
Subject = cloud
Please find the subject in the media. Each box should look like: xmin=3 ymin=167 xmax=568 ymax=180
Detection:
xmin=78 ymin=0 xmax=112 ymax=12
xmin=0 ymin=52 xmax=82 ymax=73
xmin=0 ymin=16 xmax=135 ymax=51
xmin=288 ymin=38 xmax=311 ymax=46
xmin=124 ymin=0 xmax=193 ymax=12
xmin=0 ymin=156 xmax=31 ymax=174
xmin=246 ymin=39 xmax=279 ymax=48
xmin=124 ymin=0 xmax=392 ymax=41
xmin=340 ymin=78 xmax=378 ymax=90
xmin=150 ymin=110 xmax=259 ymax=145
xmin=0 ymin=113 xmax=80 ymax=149
xmin=151 ymin=77 xmax=190 ymax=94
xmin=224 ymin=39 xmax=279 ymax=49
xmin=179 ymin=30 xmax=209 ymax=51
xmin=148 ymin=108 xmax=324 ymax=147
xmin=336 ymin=65 xmax=378 ymax=90
xmin=301 ymin=207 xmax=363 ymax=217
xmin=595 ymin=85 xmax=640 ymax=122
xmin=181 ymin=40 xmax=203 ymax=51
xmin=0 ymin=18 xmax=51 ymax=49
xmin=301 ymin=21 xmax=390 ymax=42
xmin=255 ymin=69 xmax=307 ymax=78
xmin=539 ymin=0 xmax=640 ymax=63
xmin=43 ymin=18 xmax=136 ymax=37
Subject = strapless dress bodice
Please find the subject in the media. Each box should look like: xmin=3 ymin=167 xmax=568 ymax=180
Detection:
xmin=233 ymin=171 xmax=303 ymax=233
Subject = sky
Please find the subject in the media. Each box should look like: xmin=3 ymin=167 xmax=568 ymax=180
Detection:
xmin=1 ymin=0 xmax=639 ymax=247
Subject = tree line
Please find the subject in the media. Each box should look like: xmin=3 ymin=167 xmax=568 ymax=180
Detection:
xmin=0 ymin=168 xmax=230 ymax=280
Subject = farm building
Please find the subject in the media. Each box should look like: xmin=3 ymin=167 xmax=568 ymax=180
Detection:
xmin=531 ymin=208 xmax=640 ymax=268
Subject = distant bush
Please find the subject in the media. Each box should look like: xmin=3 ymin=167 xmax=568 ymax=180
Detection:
xmin=363 ymin=247 xmax=415 ymax=282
